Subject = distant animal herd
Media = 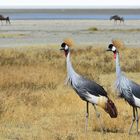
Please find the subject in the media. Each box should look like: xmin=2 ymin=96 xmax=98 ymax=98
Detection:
xmin=0 ymin=14 xmax=124 ymax=25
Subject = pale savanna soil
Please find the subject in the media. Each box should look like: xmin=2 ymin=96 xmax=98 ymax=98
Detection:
xmin=1 ymin=20 xmax=140 ymax=47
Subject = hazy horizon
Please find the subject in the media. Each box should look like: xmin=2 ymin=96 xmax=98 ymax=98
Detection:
xmin=0 ymin=6 xmax=140 ymax=9
xmin=0 ymin=8 xmax=140 ymax=20
xmin=0 ymin=8 xmax=140 ymax=13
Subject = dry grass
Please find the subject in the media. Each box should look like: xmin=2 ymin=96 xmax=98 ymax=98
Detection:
xmin=88 ymin=27 xmax=140 ymax=32
xmin=88 ymin=27 xmax=98 ymax=31
xmin=0 ymin=33 xmax=26 ymax=38
xmin=0 ymin=45 xmax=140 ymax=139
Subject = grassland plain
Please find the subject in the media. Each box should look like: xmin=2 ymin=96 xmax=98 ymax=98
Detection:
xmin=0 ymin=45 xmax=139 ymax=140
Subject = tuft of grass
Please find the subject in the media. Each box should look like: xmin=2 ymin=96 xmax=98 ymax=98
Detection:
xmin=88 ymin=28 xmax=140 ymax=33
xmin=0 ymin=33 xmax=27 ymax=38
xmin=88 ymin=27 xmax=98 ymax=31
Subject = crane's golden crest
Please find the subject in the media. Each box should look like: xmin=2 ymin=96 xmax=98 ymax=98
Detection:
xmin=64 ymin=38 xmax=74 ymax=47
xmin=112 ymin=39 xmax=125 ymax=50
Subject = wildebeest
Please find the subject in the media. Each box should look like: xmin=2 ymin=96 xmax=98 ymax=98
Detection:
xmin=0 ymin=15 xmax=11 ymax=24
xmin=110 ymin=15 xmax=124 ymax=24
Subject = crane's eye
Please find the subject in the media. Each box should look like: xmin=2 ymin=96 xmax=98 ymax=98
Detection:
xmin=108 ymin=44 xmax=113 ymax=49
xmin=61 ymin=42 xmax=66 ymax=48
xmin=61 ymin=43 xmax=69 ymax=51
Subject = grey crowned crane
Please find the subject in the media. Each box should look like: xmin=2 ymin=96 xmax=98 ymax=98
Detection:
xmin=60 ymin=40 xmax=117 ymax=132
xmin=107 ymin=44 xmax=140 ymax=134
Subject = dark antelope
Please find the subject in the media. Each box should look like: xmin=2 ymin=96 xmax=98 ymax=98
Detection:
xmin=0 ymin=15 xmax=11 ymax=24
xmin=110 ymin=15 xmax=124 ymax=24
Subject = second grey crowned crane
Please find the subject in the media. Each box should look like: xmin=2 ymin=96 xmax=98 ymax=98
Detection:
xmin=107 ymin=44 xmax=140 ymax=134
xmin=60 ymin=40 xmax=117 ymax=132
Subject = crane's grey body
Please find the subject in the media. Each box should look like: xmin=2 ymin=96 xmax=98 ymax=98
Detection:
xmin=65 ymin=49 xmax=107 ymax=132
xmin=115 ymin=52 xmax=140 ymax=108
xmin=61 ymin=42 xmax=117 ymax=132
xmin=66 ymin=52 xmax=108 ymax=104
xmin=107 ymin=44 xmax=140 ymax=134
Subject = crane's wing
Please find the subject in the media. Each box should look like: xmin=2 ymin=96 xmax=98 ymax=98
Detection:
xmin=71 ymin=75 xmax=108 ymax=98
xmin=116 ymin=74 xmax=135 ymax=105
xmin=130 ymin=81 xmax=140 ymax=99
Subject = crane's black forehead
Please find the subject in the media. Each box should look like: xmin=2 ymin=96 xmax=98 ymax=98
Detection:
xmin=108 ymin=44 xmax=113 ymax=49
xmin=61 ymin=42 xmax=66 ymax=48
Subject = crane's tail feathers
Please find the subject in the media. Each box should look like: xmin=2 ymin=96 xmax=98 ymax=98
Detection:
xmin=105 ymin=99 xmax=118 ymax=118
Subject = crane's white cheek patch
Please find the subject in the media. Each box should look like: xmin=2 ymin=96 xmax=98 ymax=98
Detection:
xmin=133 ymin=95 xmax=140 ymax=107
xmin=112 ymin=46 xmax=116 ymax=51
xmin=65 ymin=45 xmax=69 ymax=50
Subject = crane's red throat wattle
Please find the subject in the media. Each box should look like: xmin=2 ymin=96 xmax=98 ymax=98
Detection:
xmin=65 ymin=51 xmax=68 ymax=57
xmin=114 ymin=52 xmax=116 ymax=59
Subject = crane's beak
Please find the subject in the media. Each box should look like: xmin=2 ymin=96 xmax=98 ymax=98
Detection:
xmin=106 ymin=49 xmax=111 ymax=51
xmin=60 ymin=48 xmax=64 ymax=50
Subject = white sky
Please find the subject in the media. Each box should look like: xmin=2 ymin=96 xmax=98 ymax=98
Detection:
xmin=0 ymin=0 xmax=140 ymax=8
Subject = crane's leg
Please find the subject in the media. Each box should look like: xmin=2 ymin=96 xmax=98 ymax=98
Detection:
xmin=93 ymin=105 xmax=104 ymax=133
xmin=135 ymin=108 xmax=139 ymax=135
xmin=85 ymin=101 xmax=89 ymax=132
xmin=129 ymin=107 xmax=136 ymax=134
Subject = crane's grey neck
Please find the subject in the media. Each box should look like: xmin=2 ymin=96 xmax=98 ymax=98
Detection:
xmin=115 ymin=52 xmax=122 ymax=78
xmin=66 ymin=52 xmax=79 ymax=82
